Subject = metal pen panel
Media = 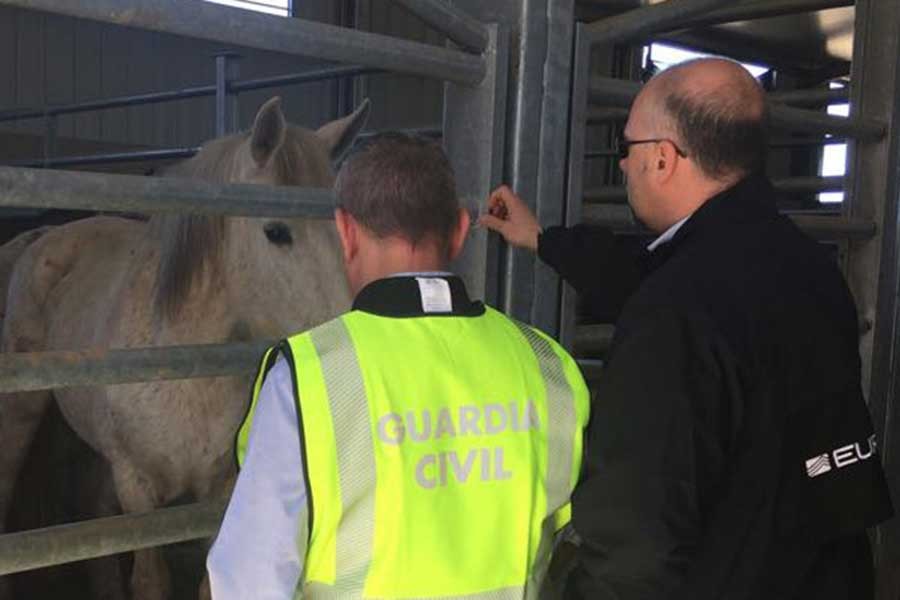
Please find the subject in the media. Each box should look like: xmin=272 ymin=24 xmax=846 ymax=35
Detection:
xmin=586 ymin=0 xmax=733 ymax=46
xmin=581 ymin=203 xmax=877 ymax=241
xmin=444 ymin=24 xmax=509 ymax=303
xmin=650 ymin=0 xmax=853 ymax=32
xmin=840 ymin=1 xmax=900 ymax=596
xmin=390 ymin=0 xmax=489 ymax=52
xmin=530 ymin=0 xmax=579 ymax=333
xmin=0 ymin=502 xmax=225 ymax=575
xmin=0 ymin=0 xmax=486 ymax=86
xmin=584 ymin=176 xmax=847 ymax=201
xmin=0 ymin=342 xmax=272 ymax=393
xmin=559 ymin=25 xmax=592 ymax=349
xmin=0 ymin=166 xmax=336 ymax=218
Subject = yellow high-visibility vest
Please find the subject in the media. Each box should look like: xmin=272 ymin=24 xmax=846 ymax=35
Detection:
xmin=238 ymin=306 xmax=589 ymax=599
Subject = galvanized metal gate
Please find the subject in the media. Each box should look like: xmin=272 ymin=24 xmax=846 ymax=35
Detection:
xmin=548 ymin=1 xmax=900 ymax=598
xmin=0 ymin=1 xmax=899 ymax=598
xmin=0 ymin=0 xmax=509 ymax=578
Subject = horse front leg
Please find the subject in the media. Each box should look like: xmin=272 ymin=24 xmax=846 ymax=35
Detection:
xmin=111 ymin=461 xmax=171 ymax=600
xmin=0 ymin=390 xmax=52 ymax=599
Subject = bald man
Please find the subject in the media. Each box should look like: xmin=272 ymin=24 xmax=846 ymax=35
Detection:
xmin=482 ymin=58 xmax=892 ymax=600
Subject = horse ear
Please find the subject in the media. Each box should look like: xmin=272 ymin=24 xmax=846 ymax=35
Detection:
xmin=250 ymin=96 xmax=287 ymax=167
xmin=316 ymin=98 xmax=371 ymax=164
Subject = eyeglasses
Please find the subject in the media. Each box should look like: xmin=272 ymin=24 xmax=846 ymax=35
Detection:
xmin=616 ymin=134 xmax=688 ymax=160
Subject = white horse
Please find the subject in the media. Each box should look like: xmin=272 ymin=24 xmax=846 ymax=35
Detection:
xmin=0 ymin=96 xmax=369 ymax=599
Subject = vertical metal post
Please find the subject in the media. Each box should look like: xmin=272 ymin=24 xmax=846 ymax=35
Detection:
xmin=42 ymin=113 xmax=58 ymax=169
xmin=443 ymin=23 xmax=509 ymax=303
xmin=500 ymin=0 xmax=577 ymax=334
xmin=841 ymin=1 xmax=900 ymax=597
xmin=215 ymin=52 xmax=241 ymax=136
xmin=557 ymin=26 xmax=591 ymax=349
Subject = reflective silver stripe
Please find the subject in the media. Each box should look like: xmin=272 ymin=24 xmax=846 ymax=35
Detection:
xmin=305 ymin=582 xmax=526 ymax=599
xmin=310 ymin=318 xmax=375 ymax=592
xmin=513 ymin=323 xmax=576 ymax=545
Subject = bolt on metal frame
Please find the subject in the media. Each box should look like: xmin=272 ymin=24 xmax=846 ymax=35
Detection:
xmin=0 ymin=0 xmax=506 ymax=574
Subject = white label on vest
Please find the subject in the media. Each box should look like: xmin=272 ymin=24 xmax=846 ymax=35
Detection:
xmin=416 ymin=277 xmax=452 ymax=313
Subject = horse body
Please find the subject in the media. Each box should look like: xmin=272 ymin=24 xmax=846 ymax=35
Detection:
xmin=0 ymin=97 xmax=369 ymax=599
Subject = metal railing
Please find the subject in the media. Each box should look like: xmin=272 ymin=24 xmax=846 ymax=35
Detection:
xmin=0 ymin=0 xmax=495 ymax=576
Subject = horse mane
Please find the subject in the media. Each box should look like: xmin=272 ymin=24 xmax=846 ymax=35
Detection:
xmin=154 ymin=134 xmax=242 ymax=321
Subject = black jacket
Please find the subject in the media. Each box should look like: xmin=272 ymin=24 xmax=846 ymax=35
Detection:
xmin=539 ymin=174 xmax=893 ymax=600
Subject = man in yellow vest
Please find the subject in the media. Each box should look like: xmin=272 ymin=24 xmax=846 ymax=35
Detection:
xmin=207 ymin=132 xmax=589 ymax=599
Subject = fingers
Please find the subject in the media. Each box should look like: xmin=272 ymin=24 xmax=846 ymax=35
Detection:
xmin=477 ymin=212 xmax=508 ymax=234
xmin=488 ymin=185 xmax=519 ymax=212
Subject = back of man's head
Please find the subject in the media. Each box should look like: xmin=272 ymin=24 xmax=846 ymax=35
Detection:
xmin=334 ymin=132 xmax=460 ymax=254
xmin=653 ymin=58 xmax=769 ymax=182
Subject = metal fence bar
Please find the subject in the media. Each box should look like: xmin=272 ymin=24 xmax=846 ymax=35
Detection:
xmin=4 ymin=126 xmax=444 ymax=170
xmin=587 ymin=106 xmax=629 ymax=124
xmin=574 ymin=324 xmax=615 ymax=356
xmin=390 ymin=0 xmax=489 ymax=52
xmin=0 ymin=501 xmax=225 ymax=575
xmin=586 ymin=0 xmax=733 ymax=46
xmin=0 ymin=167 xmax=336 ymax=218
xmin=654 ymin=0 xmax=854 ymax=32
xmin=0 ymin=342 xmax=272 ymax=393
xmin=0 ymin=66 xmax=383 ymax=124
xmin=6 ymin=148 xmax=202 ymax=169
xmin=589 ymin=75 xmax=885 ymax=140
xmin=231 ymin=65 xmax=382 ymax=94
xmin=769 ymin=87 xmax=849 ymax=107
xmin=0 ymin=0 xmax=485 ymax=86
xmin=585 ymin=176 xmax=846 ymax=202
xmin=581 ymin=203 xmax=877 ymax=241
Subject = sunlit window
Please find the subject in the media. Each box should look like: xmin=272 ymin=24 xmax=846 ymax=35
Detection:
xmin=645 ymin=43 xmax=769 ymax=78
xmin=205 ymin=0 xmax=290 ymax=17
xmin=819 ymin=82 xmax=848 ymax=204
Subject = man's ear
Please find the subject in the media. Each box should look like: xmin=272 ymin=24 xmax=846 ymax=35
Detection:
xmin=654 ymin=141 xmax=679 ymax=183
xmin=334 ymin=208 xmax=358 ymax=263
xmin=448 ymin=207 xmax=471 ymax=262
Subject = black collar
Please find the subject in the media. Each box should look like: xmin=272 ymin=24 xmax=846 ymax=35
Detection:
xmin=352 ymin=275 xmax=485 ymax=318
xmin=642 ymin=172 xmax=779 ymax=271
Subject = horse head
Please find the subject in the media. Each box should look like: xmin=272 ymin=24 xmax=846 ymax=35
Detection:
xmin=156 ymin=96 xmax=370 ymax=339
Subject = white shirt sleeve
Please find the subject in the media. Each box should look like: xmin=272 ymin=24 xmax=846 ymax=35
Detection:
xmin=207 ymin=357 xmax=307 ymax=600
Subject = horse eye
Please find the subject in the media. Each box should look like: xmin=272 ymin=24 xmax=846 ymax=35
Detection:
xmin=264 ymin=222 xmax=293 ymax=247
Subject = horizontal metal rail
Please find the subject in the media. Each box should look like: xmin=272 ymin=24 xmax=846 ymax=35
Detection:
xmin=585 ymin=176 xmax=846 ymax=202
xmin=588 ymin=76 xmax=885 ymax=141
xmin=586 ymin=0 xmax=733 ymax=46
xmin=588 ymin=138 xmax=850 ymax=156
xmin=0 ymin=501 xmax=225 ymax=575
xmin=4 ymin=127 xmax=444 ymax=170
xmin=769 ymin=87 xmax=849 ymax=107
xmin=576 ymin=358 xmax=603 ymax=382
xmin=655 ymin=0 xmax=854 ymax=32
xmin=581 ymin=203 xmax=876 ymax=241
xmin=574 ymin=324 xmax=615 ymax=356
xmin=8 ymin=148 xmax=202 ymax=169
xmin=0 ymin=342 xmax=272 ymax=393
xmin=0 ymin=65 xmax=383 ymax=124
xmin=391 ymin=0 xmax=489 ymax=52
xmin=587 ymin=106 xmax=630 ymax=124
xmin=0 ymin=0 xmax=485 ymax=86
xmin=0 ymin=167 xmax=336 ymax=218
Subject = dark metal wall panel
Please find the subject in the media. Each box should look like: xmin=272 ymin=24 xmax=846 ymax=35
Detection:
xmin=72 ymin=19 xmax=103 ymax=141
xmin=354 ymin=0 xmax=445 ymax=132
xmin=15 ymin=9 xmax=43 ymax=136
xmin=0 ymin=2 xmax=347 ymax=158
xmin=0 ymin=9 xmax=16 ymax=124
xmin=43 ymin=14 xmax=74 ymax=139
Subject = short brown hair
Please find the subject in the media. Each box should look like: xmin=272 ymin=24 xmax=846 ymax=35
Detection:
xmin=334 ymin=132 xmax=459 ymax=251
